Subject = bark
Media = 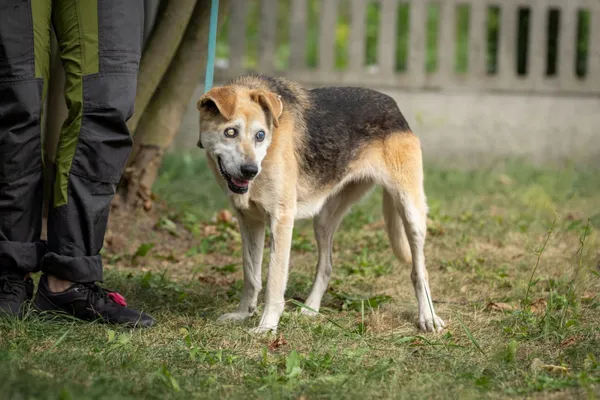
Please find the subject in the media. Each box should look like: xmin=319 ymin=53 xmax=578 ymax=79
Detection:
xmin=127 ymin=0 xmax=198 ymax=134
xmin=122 ymin=0 xmax=231 ymax=208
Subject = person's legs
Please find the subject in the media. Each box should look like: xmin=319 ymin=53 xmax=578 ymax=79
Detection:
xmin=0 ymin=0 xmax=52 ymax=315
xmin=34 ymin=0 xmax=154 ymax=327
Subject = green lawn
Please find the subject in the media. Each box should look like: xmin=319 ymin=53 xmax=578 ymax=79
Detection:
xmin=1 ymin=154 xmax=600 ymax=399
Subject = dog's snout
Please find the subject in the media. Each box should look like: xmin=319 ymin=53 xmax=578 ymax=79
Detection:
xmin=240 ymin=164 xmax=259 ymax=179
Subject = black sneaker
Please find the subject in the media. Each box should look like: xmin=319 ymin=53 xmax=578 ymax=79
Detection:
xmin=34 ymin=274 xmax=155 ymax=328
xmin=0 ymin=273 xmax=34 ymax=317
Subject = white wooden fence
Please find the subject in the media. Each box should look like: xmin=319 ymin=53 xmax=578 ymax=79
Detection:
xmin=214 ymin=0 xmax=600 ymax=95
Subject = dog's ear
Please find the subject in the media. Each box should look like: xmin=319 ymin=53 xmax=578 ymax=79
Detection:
xmin=251 ymin=90 xmax=283 ymax=128
xmin=197 ymin=87 xmax=237 ymax=120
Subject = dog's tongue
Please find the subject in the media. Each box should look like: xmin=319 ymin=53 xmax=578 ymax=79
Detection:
xmin=232 ymin=177 xmax=249 ymax=187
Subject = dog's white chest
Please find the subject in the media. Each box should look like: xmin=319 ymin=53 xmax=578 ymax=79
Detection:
xmin=295 ymin=194 xmax=327 ymax=219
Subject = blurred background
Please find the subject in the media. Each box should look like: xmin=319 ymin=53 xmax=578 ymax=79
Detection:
xmin=42 ymin=0 xmax=600 ymax=215
xmin=12 ymin=5 xmax=599 ymax=397
xmin=180 ymin=0 xmax=600 ymax=167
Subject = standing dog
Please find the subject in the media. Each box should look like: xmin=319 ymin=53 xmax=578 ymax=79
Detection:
xmin=197 ymin=75 xmax=445 ymax=334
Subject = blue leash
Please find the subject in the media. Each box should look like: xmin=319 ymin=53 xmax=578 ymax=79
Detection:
xmin=204 ymin=0 xmax=219 ymax=93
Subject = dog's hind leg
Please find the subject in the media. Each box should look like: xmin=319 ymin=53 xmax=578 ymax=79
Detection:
xmin=218 ymin=211 xmax=265 ymax=322
xmin=381 ymin=133 xmax=445 ymax=333
xmin=302 ymin=181 xmax=374 ymax=316
xmin=382 ymin=189 xmax=412 ymax=264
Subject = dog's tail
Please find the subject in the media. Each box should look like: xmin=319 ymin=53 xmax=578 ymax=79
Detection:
xmin=382 ymin=189 xmax=412 ymax=264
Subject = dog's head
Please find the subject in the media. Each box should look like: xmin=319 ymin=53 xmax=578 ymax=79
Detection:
xmin=197 ymin=86 xmax=283 ymax=194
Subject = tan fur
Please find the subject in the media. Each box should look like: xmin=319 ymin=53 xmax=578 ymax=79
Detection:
xmin=249 ymin=90 xmax=283 ymax=128
xmin=198 ymin=78 xmax=445 ymax=334
xmin=197 ymin=87 xmax=237 ymax=119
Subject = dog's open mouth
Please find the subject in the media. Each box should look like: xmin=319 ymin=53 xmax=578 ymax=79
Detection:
xmin=217 ymin=157 xmax=250 ymax=194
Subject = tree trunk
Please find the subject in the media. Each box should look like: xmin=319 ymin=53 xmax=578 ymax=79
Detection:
xmin=122 ymin=0 xmax=231 ymax=209
xmin=127 ymin=0 xmax=198 ymax=134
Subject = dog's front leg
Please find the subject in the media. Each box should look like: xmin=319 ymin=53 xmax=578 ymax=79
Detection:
xmin=250 ymin=211 xmax=294 ymax=334
xmin=218 ymin=211 xmax=265 ymax=322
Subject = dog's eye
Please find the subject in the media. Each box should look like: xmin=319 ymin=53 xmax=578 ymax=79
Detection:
xmin=224 ymin=128 xmax=238 ymax=138
xmin=255 ymin=130 xmax=266 ymax=142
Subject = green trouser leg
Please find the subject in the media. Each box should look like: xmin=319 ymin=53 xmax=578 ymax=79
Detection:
xmin=41 ymin=0 xmax=144 ymax=283
xmin=0 ymin=0 xmax=52 ymax=274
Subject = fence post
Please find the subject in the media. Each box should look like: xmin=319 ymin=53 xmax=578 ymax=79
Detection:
xmin=259 ymin=0 xmax=278 ymax=73
xmin=378 ymin=0 xmax=399 ymax=77
xmin=349 ymin=0 xmax=367 ymax=74
xmin=498 ymin=1 xmax=518 ymax=88
xmin=558 ymin=2 xmax=578 ymax=90
xmin=527 ymin=0 xmax=548 ymax=90
xmin=215 ymin=0 xmax=599 ymax=95
xmin=319 ymin=0 xmax=338 ymax=73
xmin=589 ymin=3 xmax=600 ymax=91
xmin=438 ymin=0 xmax=456 ymax=82
xmin=469 ymin=0 xmax=488 ymax=85
xmin=408 ymin=0 xmax=426 ymax=87
xmin=228 ymin=1 xmax=248 ymax=75
xmin=289 ymin=0 xmax=308 ymax=71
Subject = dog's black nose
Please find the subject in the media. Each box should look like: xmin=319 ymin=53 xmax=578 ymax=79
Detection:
xmin=240 ymin=164 xmax=259 ymax=179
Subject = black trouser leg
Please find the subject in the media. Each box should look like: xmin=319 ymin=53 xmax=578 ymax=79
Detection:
xmin=41 ymin=0 xmax=144 ymax=283
xmin=0 ymin=0 xmax=52 ymax=275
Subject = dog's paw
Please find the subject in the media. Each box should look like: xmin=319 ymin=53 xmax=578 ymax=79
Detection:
xmin=249 ymin=325 xmax=277 ymax=335
xmin=217 ymin=311 xmax=253 ymax=322
xmin=418 ymin=313 xmax=446 ymax=333
xmin=299 ymin=307 xmax=319 ymax=317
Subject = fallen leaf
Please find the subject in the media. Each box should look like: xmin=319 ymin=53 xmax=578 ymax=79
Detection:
xmin=268 ymin=334 xmax=288 ymax=351
xmin=530 ymin=298 xmax=547 ymax=314
xmin=197 ymin=275 xmax=217 ymax=285
xmin=531 ymin=358 xmax=570 ymax=375
xmin=216 ymin=209 xmax=233 ymax=223
xmin=581 ymin=291 xmax=596 ymax=303
xmin=485 ymin=302 xmax=515 ymax=312
xmin=202 ymin=225 xmax=218 ymax=237
xmin=542 ymin=364 xmax=570 ymax=375
xmin=560 ymin=336 xmax=578 ymax=348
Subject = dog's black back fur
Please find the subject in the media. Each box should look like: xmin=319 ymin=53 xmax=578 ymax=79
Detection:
xmin=303 ymin=87 xmax=411 ymax=185
xmin=229 ymin=75 xmax=412 ymax=187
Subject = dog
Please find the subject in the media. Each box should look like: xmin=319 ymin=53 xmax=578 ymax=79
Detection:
xmin=196 ymin=74 xmax=445 ymax=334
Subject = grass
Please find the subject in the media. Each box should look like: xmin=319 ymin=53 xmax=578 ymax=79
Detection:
xmin=2 ymin=154 xmax=600 ymax=399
